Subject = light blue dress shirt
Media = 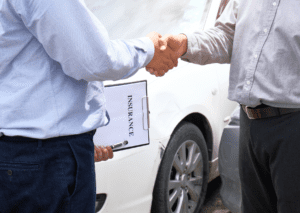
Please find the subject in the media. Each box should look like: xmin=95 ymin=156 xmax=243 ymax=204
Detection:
xmin=0 ymin=0 xmax=154 ymax=139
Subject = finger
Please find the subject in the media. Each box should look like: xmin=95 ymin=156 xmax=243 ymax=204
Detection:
xmin=94 ymin=146 xmax=103 ymax=162
xmin=163 ymin=34 xmax=178 ymax=51
xmin=167 ymin=49 xmax=179 ymax=67
xmin=145 ymin=67 xmax=150 ymax=73
xmin=153 ymin=63 xmax=169 ymax=74
xmin=160 ymin=45 xmax=166 ymax=51
xmin=106 ymin=146 xmax=114 ymax=159
xmin=145 ymin=66 xmax=154 ymax=74
xmin=94 ymin=146 xmax=98 ymax=160
xmin=161 ymin=58 xmax=174 ymax=70
xmin=102 ymin=148 xmax=109 ymax=161
xmin=162 ymin=34 xmax=173 ymax=47
xmin=157 ymin=50 xmax=175 ymax=70
xmin=154 ymin=69 xmax=165 ymax=77
xmin=159 ymin=71 xmax=165 ymax=77
xmin=155 ymin=70 xmax=163 ymax=77
xmin=162 ymin=47 xmax=178 ymax=67
xmin=158 ymin=36 xmax=168 ymax=51
xmin=94 ymin=149 xmax=97 ymax=161
xmin=149 ymin=69 xmax=157 ymax=76
xmin=94 ymin=145 xmax=97 ymax=160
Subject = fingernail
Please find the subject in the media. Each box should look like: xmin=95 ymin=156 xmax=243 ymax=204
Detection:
xmin=160 ymin=46 xmax=166 ymax=51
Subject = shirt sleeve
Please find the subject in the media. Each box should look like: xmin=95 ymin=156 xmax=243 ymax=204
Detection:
xmin=12 ymin=0 xmax=154 ymax=81
xmin=181 ymin=0 xmax=239 ymax=65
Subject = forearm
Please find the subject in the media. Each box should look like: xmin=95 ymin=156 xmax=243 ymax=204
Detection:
xmin=180 ymin=0 xmax=237 ymax=65
xmin=75 ymin=37 xmax=154 ymax=82
xmin=181 ymin=26 xmax=234 ymax=65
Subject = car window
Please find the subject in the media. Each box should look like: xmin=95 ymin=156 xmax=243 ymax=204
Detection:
xmin=85 ymin=0 xmax=208 ymax=39
xmin=216 ymin=0 xmax=230 ymax=20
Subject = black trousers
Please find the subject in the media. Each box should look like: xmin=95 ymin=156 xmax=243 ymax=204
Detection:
xmin=239 ymin=108 xmax=300 ymax=213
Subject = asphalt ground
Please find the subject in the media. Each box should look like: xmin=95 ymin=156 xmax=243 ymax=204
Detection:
xmin=199 ymin=177 xmax=232 ymax=213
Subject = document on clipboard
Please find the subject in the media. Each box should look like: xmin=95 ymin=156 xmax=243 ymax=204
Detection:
xmin=93 ymin=81 xmax=149 ymax=151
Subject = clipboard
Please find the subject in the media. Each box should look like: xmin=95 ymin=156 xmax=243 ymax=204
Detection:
xmin=93 ymin=81 xmax=150 ymax=151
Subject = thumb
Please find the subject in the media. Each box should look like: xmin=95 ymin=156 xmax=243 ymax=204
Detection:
xmin=162 ymin=34 xmax=179 ymax=51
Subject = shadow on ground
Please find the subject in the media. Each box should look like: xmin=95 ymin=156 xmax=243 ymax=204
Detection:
xmin=200 ymin=177 xmax=232 ymax=213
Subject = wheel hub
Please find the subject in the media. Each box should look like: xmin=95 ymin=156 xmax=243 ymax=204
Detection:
xmin=181 ymin=174 xmax=188 ymax=188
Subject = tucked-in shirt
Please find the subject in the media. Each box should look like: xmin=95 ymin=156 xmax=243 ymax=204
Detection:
xmin=182 ymin=0 xmax=300 ymax=108
xmin=0 ymin=0 xmax=154 ymax=139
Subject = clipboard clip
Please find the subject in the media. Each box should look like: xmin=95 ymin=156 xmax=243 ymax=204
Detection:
xmin=142 ymin=96 xmax=150 ymax=130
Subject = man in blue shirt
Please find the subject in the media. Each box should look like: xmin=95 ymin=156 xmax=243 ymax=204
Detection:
xmin=0 ymin=0 xmax=177 ymax=212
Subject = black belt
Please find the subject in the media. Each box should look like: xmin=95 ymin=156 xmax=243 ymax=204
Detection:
xmin=241 ymin=104 xmax=300 ymax=119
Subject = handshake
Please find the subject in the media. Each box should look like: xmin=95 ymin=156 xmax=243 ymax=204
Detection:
xmin=146 ymin=32 xmax=188 ymax=77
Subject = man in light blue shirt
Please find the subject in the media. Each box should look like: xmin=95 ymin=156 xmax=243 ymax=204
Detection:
xmin=0 ymin=0 xmax=177 ymax=212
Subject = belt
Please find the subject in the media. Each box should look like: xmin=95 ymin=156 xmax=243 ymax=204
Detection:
xmin=241 ymin=104 xmax=300 ymax=119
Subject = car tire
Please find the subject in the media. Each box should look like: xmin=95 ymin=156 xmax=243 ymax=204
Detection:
xmin=151 ymin=121 xmax=209 ymax=213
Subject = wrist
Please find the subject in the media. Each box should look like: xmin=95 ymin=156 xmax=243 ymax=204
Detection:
xmin=177 ymin=34 xmax=188 ymax=57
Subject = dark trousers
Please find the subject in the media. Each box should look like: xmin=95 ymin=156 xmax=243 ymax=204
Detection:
xmin=239 ymin=108 xmax=300 ymax=213
xmin=0 ymin=132 xmax=96 ymax=213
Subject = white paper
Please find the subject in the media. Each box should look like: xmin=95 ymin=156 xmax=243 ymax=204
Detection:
xmin=93 ymin=81 xmax=149 ymax=150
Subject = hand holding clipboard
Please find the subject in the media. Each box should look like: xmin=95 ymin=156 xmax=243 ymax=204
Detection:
xmin=94 ymin=141 xmax=128 ymax=162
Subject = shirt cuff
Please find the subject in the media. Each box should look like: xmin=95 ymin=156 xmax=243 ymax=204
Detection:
xmin=180 ymin=33 xmax=196 ymax=62
xmin=140 ymin=37 xmax=155 ymax=67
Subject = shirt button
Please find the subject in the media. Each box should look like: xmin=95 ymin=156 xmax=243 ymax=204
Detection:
xmin=247 ymin=81 xmax=251 ymax=85
xmin=273 ymin=2 xmax=277 ymax=6
xmin=264 ymin=29 xmax=268 ymax=33
xmin=7 ymin=170 xmax=12 ymax=176
xmin=254 ymin=54 xmax=258 ymax=59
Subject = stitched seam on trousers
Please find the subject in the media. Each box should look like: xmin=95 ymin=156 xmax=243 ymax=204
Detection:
xmin=66 ymin=140 xmax=79 ymax=199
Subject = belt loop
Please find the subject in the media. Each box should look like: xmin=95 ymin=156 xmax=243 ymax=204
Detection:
xmin=275 ymin=108 xmax=281 ymax=116
xmin=38 ymin=139 xmax=42 ymax=148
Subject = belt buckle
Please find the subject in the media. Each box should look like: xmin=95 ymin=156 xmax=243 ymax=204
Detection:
xmin=0 ymin=132 xmax=3 ymax=137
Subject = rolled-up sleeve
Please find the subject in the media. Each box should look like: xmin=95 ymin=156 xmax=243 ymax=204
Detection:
xmin=12 ymin=0 xmax=154 ymax=81
xmin=181 ymin=0 xmax=239 ymax=65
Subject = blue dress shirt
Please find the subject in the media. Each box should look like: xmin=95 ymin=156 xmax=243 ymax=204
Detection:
xmin=0 ymin=0 xmax=154 ymax=139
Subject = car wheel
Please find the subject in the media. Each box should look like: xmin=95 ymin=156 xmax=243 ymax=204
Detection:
xmin=151 ymin=121 xmax=209 ymax=213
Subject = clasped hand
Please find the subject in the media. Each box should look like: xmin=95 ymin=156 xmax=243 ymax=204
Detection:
xmin=146 ymin=32 xmax=187 ymax=77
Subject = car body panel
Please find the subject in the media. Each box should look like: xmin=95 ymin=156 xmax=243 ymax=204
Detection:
xmin=219 ymin=106 xmax=242 ymax=213
xmin=95 ymin=139 xmax=165 ymax=213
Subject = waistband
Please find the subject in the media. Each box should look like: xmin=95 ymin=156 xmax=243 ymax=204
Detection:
xmin=0 ymin=130 xmax=96 ymax=142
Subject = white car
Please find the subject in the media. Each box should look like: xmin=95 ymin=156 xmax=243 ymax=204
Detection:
xmin=85 ymin=0 xmax=238 ymax=212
